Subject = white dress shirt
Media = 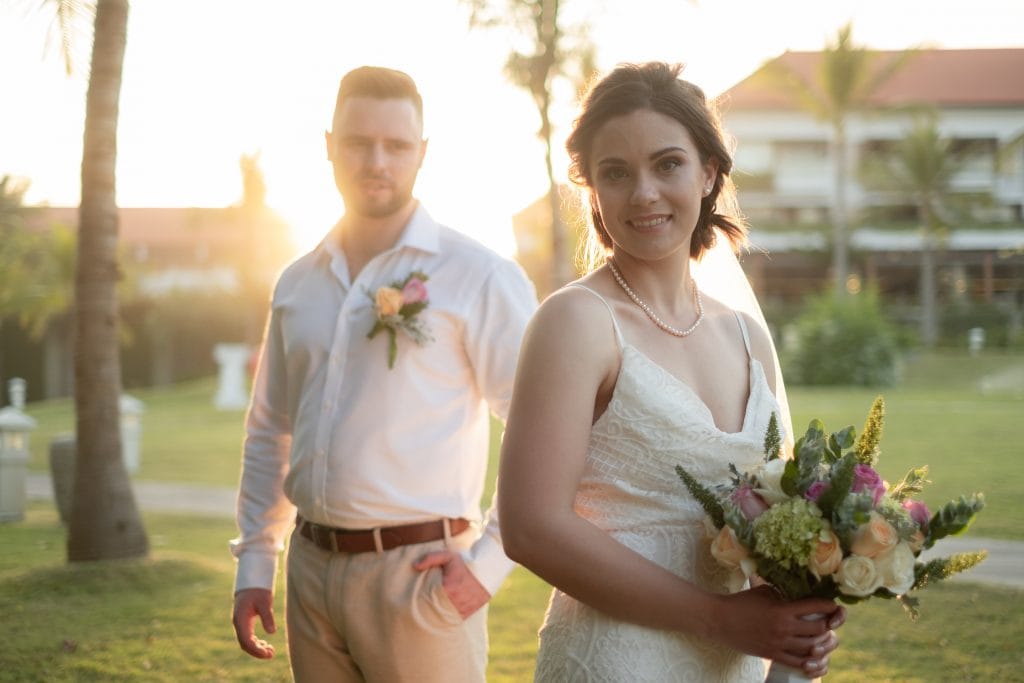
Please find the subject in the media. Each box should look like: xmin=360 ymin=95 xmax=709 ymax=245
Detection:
xmin=231 ymin=204 xmax=537 ymax=595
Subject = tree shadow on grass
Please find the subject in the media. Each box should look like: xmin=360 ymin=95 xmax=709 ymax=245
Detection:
xmin=0 ymin=558 xmax=290 ymax=682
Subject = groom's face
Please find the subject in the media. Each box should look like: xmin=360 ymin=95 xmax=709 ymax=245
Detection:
xmin=326 ymin=96 xmax=427 ymax=220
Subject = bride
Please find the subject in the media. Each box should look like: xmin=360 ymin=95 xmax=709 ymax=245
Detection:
xmin=498 ymin=62 xmax=844 ymax=682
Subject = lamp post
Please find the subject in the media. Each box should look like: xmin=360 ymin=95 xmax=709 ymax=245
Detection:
xmin=0 ymin=378 xmax=37 ymax=522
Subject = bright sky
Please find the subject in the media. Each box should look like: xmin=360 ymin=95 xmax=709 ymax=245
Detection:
xmin=2 ymin=0 xmax=1022 ymax=257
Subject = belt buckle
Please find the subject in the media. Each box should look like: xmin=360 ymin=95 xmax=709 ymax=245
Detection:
xmin=310 ymin=523 xmax=338 ymax=552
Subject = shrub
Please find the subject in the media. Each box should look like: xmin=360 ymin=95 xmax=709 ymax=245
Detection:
xmin=941 ymin=301 xmax=1016 ymax=349
xmin=784 ymin=288 xmax=901 ymax=386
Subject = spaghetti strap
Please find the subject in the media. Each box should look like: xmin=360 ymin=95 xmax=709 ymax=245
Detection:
xmin=566 ymin=284 xmax=625 ymax=350
xmin=733 ymin=310 xmax=752 ymax=360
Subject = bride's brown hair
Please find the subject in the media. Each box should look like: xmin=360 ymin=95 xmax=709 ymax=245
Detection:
xmin=567 ymin=62 xmax=747 ymax=269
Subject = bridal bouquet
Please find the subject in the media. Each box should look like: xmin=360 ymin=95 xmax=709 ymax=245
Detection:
xmin=676 ymin=397 xmax=986 ymax=617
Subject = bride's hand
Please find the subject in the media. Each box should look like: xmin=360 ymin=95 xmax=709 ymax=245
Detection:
xmin=707 ymin=585 xmax=843 ymax=671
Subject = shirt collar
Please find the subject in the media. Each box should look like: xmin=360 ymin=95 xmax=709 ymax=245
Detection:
xmin=396 ymin=203 xmax=441 ymax=255
xmin=321 ymin=202 xmax=441 ymax=264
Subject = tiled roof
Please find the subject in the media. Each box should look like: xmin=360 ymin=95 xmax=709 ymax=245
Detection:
xmin=720 ymin=48 xmax=1024 ymax=111
xmin=25 ymin=206 xmax=286 ymax=248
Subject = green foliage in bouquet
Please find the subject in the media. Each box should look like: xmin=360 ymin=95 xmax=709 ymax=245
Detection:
xmin=674 ymin=467 xmax=726 ymax=530
xmin=675 ymin=395 xmax=987 ymax=617
xmin=925 ymin=495 xmax=987 ymax=549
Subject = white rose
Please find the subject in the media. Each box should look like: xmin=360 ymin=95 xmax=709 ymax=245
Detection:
xmin=836 ymin=555 xmax=883 ymax=597
xmin=754 ymin=458 xmax=789 ymax=505
xmin=874 ymin=542 xmax=916 ymax=596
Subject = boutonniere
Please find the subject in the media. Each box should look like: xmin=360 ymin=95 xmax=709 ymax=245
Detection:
xmin=367 ymin=270 xmax=434 ymax=369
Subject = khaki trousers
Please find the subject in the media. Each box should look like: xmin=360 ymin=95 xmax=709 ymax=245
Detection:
xmin=285 ymin=524 xmax=488 ymax=683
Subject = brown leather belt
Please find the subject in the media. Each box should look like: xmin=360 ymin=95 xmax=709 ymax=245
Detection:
xmin=297 ymin=515 xmax=470 ymax=553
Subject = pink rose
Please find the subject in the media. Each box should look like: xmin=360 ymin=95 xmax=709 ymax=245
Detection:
xmin=902 ymin=499 xmax=931 ymax=529
xmin=804 ymin=481 xmax=831 ymax=503
xmin=731 ymin=486 xmax=770 ymax=521
xmin=852 ymin=464 xmax=887 ymax=506
xmin=401 ymin=277 xmax=428 ymax=305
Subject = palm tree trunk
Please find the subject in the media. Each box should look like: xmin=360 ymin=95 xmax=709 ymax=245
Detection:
xmin=919 ymin=241 xmax=938 ymax=347
xmin=831 ymin=122 xmax=851 ymax=294
xmin=68 ymin=0 xmax=148 ymax=562
xmin=920 ymin=206 xmax=939 ymax=348
xmin=543 ymin=120 xmax=569 ymax=290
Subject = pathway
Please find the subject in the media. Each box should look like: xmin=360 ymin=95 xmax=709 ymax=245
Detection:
xmin=24 ymin=473 xmax=1023 ymax=589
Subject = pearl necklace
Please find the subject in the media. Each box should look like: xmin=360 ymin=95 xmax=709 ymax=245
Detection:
xmin=607 ymin=259 xmax=704 ymax=338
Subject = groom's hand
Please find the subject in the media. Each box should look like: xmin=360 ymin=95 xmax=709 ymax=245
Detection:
xmin=413 ymin=551 xmax=491 ymax=619
xmin=232 ymin=587 xmax=276 ymax=659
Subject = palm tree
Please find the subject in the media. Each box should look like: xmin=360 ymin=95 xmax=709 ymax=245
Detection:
xmin=769 ymin=23 xmax=912 ymax=293
xmin=463 ymin=0 xmax=595 ymax=292
xmin=47 ymin=0 xmax=149 ymax=561
xmin=862 ymin=115 xmax=985 ymax=347
xmin=0 ymin=177 xmax=75 ymax=337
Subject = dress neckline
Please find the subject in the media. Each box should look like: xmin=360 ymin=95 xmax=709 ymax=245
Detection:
xmin=611 ymin=343 xmax=766 ymax=437
xmin=567 ymin=282 xmax=769 ymax=438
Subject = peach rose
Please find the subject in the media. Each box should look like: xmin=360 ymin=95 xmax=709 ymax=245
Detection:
xmin=850 ymin=511 xmax=899 ymax=558
xmin=808 ymin=528 xmax=843 ymax=578
xmin=375 ymin=286 xmax=404 ymax=317
xmin=710 ymin=526 xmax=750 ymax=570
xmin=908 ymin=529 xmax=927 ymax=554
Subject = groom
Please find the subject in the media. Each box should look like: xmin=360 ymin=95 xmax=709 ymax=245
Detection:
xmin=229 ymin=65 xmax=537 ymax=682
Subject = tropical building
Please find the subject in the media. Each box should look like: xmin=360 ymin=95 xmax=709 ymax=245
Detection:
xmin=720 ymin=48 xmax=1024 ymax=341
xmin=514 ymin=48 xmax=1024 ymax=346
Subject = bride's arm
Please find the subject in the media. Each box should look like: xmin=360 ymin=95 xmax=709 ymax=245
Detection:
xmin=500 ymin=288 xmax=719 ymax=633
xmin=499 ymin=288 xmax=840 ymax=669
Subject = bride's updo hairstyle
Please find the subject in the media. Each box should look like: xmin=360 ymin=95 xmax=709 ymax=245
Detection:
xmin=567 ymin=62 xmax=747 ymax=269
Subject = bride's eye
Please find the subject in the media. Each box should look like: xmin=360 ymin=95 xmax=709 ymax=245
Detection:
xmin=656 ymin=157 xmax=682 ymax=173
xmin=599 ymin=166 xmax=628 ymax=182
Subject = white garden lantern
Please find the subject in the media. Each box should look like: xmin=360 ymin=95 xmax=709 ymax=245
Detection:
xmin=119 ymin=394 xmax=145 ymax=474
xmin=0 ymin=378 xmax=36 ymax=522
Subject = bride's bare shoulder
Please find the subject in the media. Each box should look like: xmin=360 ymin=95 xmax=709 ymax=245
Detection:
xmin=525 ymin=277 xmax=619 ymax=355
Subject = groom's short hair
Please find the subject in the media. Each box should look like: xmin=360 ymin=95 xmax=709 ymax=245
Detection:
xmin=333 ymin=66 xmax=423 ymax=128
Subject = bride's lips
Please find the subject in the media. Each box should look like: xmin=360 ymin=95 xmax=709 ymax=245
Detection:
xmin=628 ymin=214 xmax=671 ymax=230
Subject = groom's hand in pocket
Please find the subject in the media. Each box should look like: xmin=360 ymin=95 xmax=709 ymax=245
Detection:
xmin=413 ymin=551 xmax=491 ymax=619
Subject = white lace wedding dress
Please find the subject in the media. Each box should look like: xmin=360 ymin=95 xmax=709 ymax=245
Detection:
xmin=533 ymin=285 xmax=780 ymax=682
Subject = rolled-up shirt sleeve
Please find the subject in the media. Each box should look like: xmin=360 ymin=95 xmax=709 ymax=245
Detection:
xmin=230 ymin=305 xmax=296 ymax=593
xmin=461 ymin=259 xmax=538 ymax=594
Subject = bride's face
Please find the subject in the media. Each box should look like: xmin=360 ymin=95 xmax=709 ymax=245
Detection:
xmin=588 ymin=108 xmax=716 ymax=263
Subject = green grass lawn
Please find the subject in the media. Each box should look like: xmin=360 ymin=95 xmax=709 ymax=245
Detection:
xmin=4 ymin=504 xmax=1021 ymax=683
xmin=787 ymin=350 xmax=1024 ymax=541
xmin=7 ymin=348 xmax=1023 ymax=681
